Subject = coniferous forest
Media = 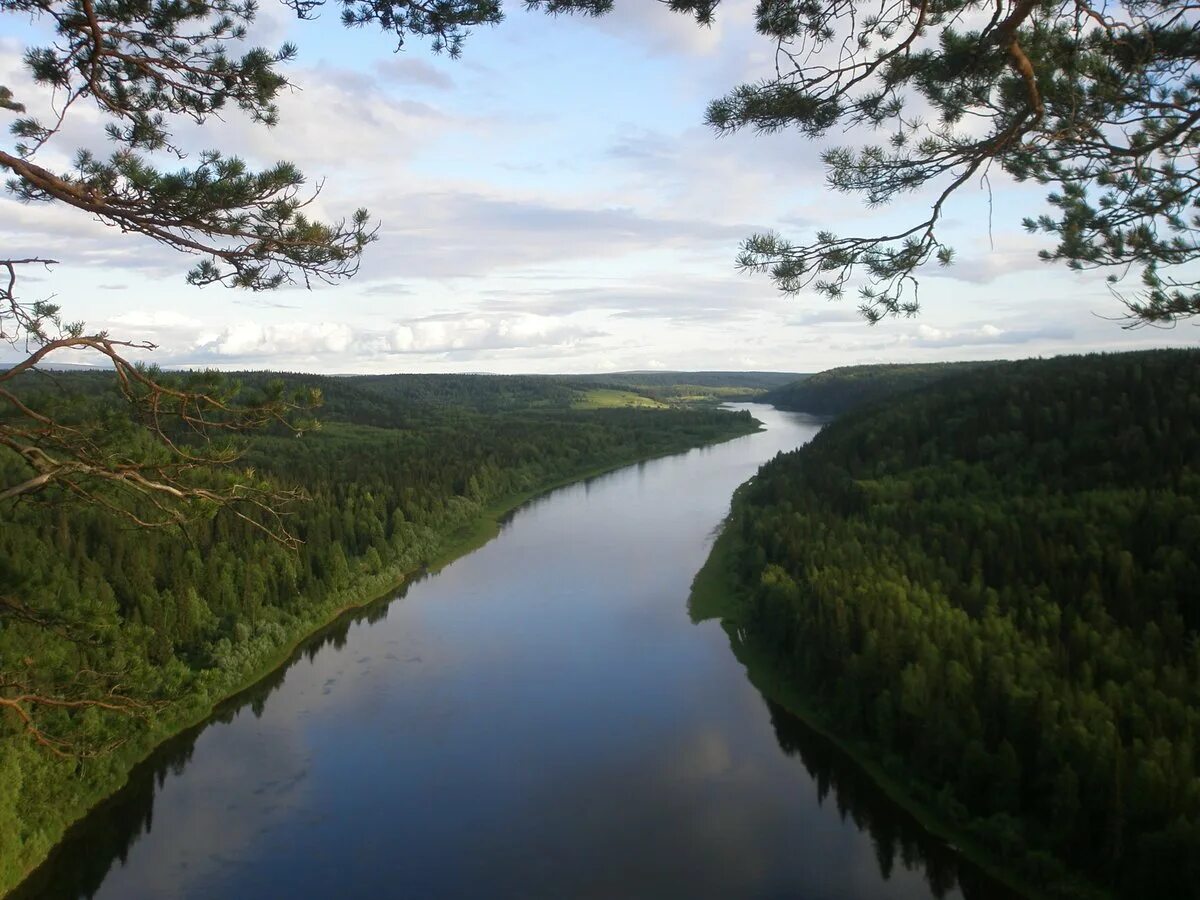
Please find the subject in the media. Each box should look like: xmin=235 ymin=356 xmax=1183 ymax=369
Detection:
xmin=0 ymin=372 xmax=758 ymax=893
xmin=717 ymin=349 xmax=1200 ymax=898
xmin=764 ymin=361 xmax=998 ymax=416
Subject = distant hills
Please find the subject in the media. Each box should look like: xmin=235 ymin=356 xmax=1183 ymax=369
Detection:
xmin=558 ymin=371 xmax=808 ymax=391
xmin=764 ymin=361 xmax=1000 ymax=415
xmin=3 ymin=368 xmax=812 ymax=423
xmin=0 ymin=362 xmax=106 ymax=373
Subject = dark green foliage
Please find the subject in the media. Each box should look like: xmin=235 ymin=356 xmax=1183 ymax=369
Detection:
xmin=0 ymin=374 xmax=756 ymax=894
xmin=1 ymin=363 xmax=323 ymax=542
xmin=331 ymin=0 xmax=505 ymax=57
xmin=766 ymin=361 xmax=1000 ymax=416
xmin=301 ymin=372 xmax=581 ymax=420
xmin=724 ymin=349 xmax=1200 ymax=897
xmin=3 ymin=0 xmax=375 ymax=291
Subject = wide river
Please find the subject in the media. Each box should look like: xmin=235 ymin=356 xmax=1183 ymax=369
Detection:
xmin=19 ymin=404 xmax=1017 ymax=900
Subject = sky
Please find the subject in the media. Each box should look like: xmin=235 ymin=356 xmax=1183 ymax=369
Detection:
xmin=2 ymin=0 xmax=1197 ymax=374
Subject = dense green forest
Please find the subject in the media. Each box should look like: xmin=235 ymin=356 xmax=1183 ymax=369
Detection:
xmin=561 ymin=371 xmax=806 ymax=390
xmin=8 ymin=368 xmax=796 ymax=420
xmin=0 ymin=371 xmax=758 ymax=895
xmin=715 ymin=349 xmax=1200 ymax=898
xmin=765 ymin=361 xmax=997 ymax=415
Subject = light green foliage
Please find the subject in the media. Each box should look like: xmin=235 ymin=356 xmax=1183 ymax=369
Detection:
xmin=560 ymin=372 xmax=805 ymax=408
xmin=571 ymin=389 xmax=667 ymax=409
xmin=560 ymin=371 xmax=805 ymax=392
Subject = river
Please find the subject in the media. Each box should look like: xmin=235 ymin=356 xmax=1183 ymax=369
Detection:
xmin=17 ymin=404 xmax=1017 ymax=900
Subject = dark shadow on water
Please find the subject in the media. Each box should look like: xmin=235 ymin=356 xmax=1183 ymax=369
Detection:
xmin=10 ymin=580 xmax=414 ymax=900
xmin=762 ymin=696 xmax=1021 ymax=900
xmin=694 ymin=595 xmax=1028 ymax=900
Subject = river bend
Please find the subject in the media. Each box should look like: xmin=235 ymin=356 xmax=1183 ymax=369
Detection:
xmin=20 ymin=404 xmax=1015 ymax=900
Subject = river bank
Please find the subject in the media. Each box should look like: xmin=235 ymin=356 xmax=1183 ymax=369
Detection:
xmin=5 ymin=416 xmax=761 ymax=898
xmin=689 ymin=519 xmax=1103 ymax=900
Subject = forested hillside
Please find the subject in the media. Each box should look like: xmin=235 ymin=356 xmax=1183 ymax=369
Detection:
xmin=17 ymin=369 xmax=796 ymax=422
xmin=718 ymin=349 xmax=1200 ymax=898
xmin=559 ymin=371 xmax=809 ymax=406
xmin=562 ymin=371 xmax=806 ymax=390
xmin=0 ymin=372 xmax=758 ymax=895
xmin=765 ymin=361 xmax=996 ymax=415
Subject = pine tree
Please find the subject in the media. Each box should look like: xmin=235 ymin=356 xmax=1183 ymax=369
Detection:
xmin=542 ymin=0 xmax=1200 ymax=324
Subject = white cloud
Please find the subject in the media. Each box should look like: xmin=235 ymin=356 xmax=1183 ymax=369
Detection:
xmin=354 ymin=191 xmax=752 ymax=280
xmin=161 ymin=62 xmax=467 ymax=178
xmin=74 ymin=311 xmax=607 ymax=369
xmin=591 ymin=0 xmax=727 ymax=57
xmin=4 ymin=5 xmax=1191 ymax=378
xmin=909 ymin=322 xmax=1074 ymax=349
xmin=109 ymin=310 xmax=204 ymax=329
xmin=383 ymin=313 xmax=600 ymax=355
xmin=197 ymin=321 xmax=355 ymax=357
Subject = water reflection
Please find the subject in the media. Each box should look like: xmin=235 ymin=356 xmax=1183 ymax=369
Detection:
xmin=759 ymin=696 xmax=1017 ymax=900
xmin=13 ymin=589 xmax=408 ymax=900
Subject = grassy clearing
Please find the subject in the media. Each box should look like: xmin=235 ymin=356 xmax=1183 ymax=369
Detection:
xmin=571 ymin=388 xmax=666 ymax=409
xmin=661 ymin=385 xmax=764 ymax=404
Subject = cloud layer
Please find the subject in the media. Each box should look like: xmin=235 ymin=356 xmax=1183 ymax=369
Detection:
xmin=4 ymin=10 xmax=1194 ymax=376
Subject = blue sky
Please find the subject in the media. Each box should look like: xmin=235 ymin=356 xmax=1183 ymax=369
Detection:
xmin=2 ymin=0 xmax=1197 ymax=373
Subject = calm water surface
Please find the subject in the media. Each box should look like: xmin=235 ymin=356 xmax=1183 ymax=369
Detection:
xmin=21 ymin=404 xmax=1018 ymax=900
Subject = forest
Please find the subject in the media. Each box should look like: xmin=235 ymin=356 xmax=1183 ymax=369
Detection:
xmin=550 ymin=372 xmax=805 ymax=407
xmin=765 ymin=361 xmax=998 ymax=416
xmin=718 ymin=349 xmax=1200 ymax=898
xmin=0 ymin=371 xmax=758 ymax=895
